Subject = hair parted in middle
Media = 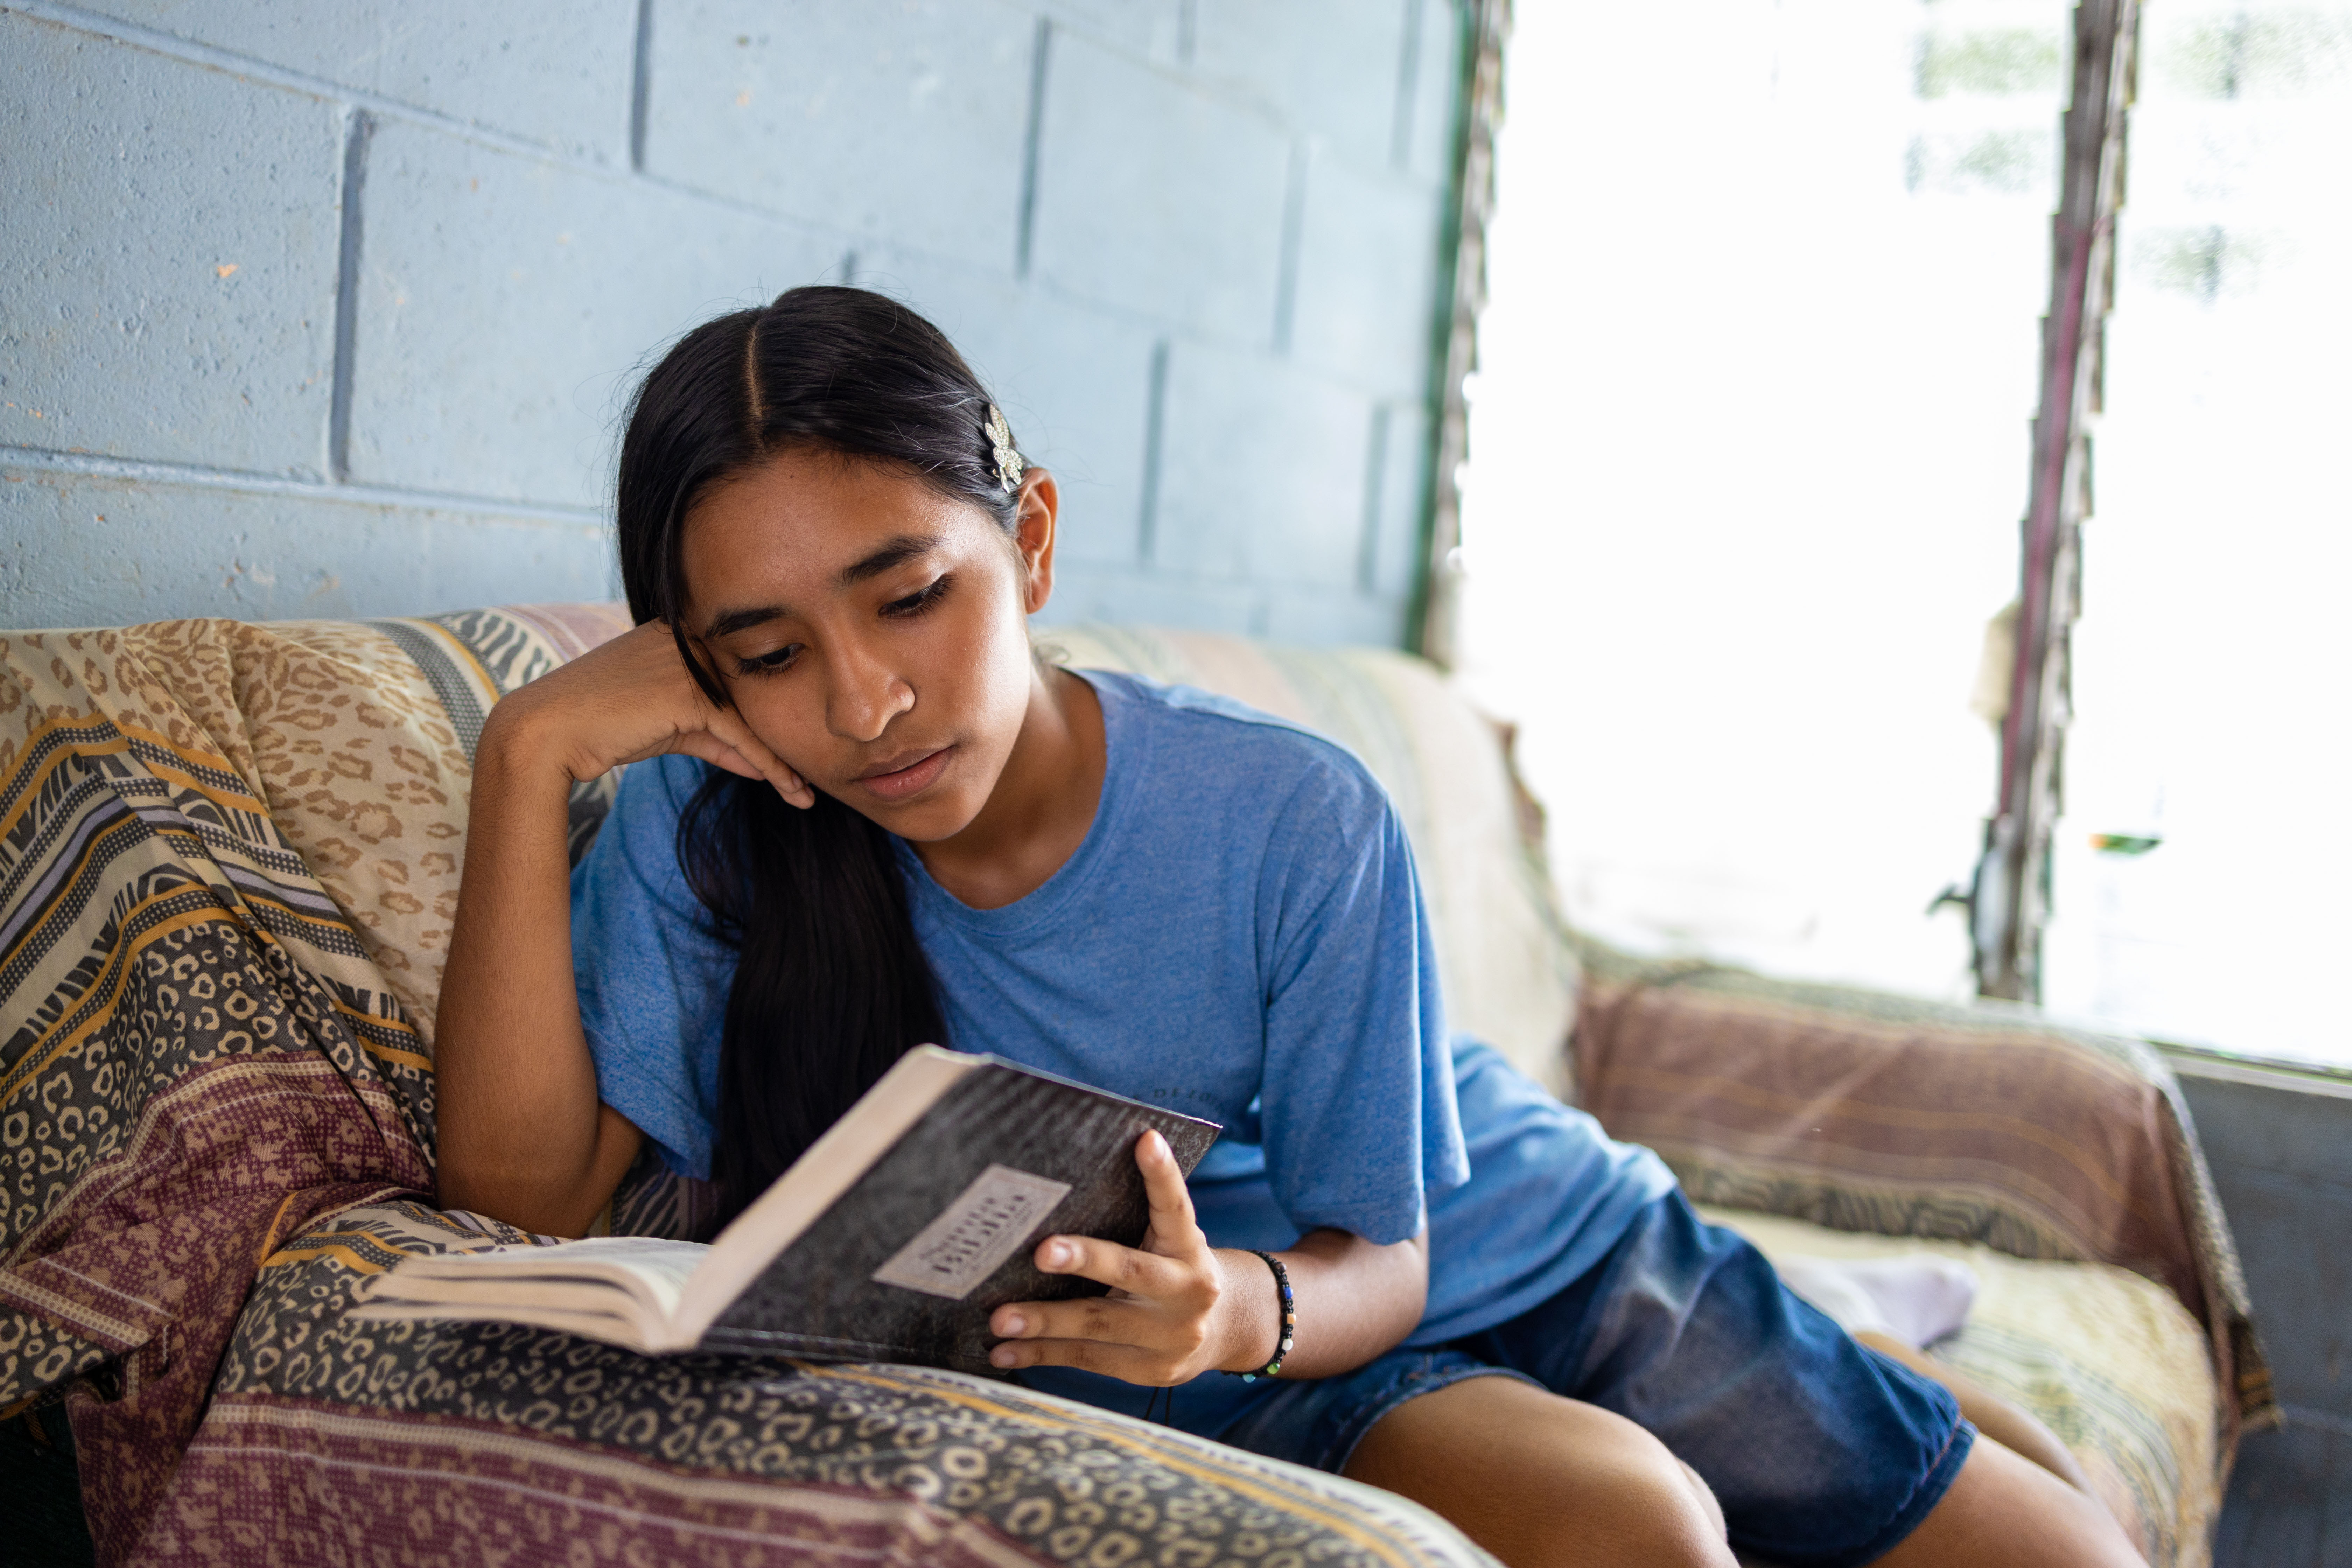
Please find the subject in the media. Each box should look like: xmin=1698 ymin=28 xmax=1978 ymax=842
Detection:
xmin=613 ymin=285 xmax=1029 ymax=1223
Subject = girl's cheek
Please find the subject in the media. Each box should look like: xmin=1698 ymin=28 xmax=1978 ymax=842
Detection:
xmin=741 ymin=694 xmax=819 ymax=767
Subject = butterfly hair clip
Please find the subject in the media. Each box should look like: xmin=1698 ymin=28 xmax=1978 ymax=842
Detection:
xmin=984 ymin=404 xmax=1025 ymax=494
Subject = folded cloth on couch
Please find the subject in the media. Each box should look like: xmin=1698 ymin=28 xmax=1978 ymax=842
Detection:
xmin=0 ymin=609 xmax=1490 ymax=1568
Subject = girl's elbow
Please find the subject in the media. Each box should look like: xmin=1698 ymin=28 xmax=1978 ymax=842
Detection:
xmin=1390 ymin=1228 xmax=1431 ymax=1323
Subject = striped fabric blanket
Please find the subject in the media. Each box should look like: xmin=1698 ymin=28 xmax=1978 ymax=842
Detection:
xmin=0 ymin=609 xmax=1485 ymax=1568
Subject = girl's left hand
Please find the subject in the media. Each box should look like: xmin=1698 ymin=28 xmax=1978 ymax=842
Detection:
xmin=987 ymin=1130 xmax=1272 ymax=1386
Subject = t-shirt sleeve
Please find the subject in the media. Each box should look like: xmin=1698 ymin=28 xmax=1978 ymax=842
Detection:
xmin=569 ymin=754 xmax=735 ymax=1181
xmin=1254 ymin=756 xmax=1468 ymax=1245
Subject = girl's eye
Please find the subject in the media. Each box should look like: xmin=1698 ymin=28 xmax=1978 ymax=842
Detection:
xmin=737 ymin=643 xmax=803 ymax=676
xmin=884 ymin=575 xmax=951 ymax=618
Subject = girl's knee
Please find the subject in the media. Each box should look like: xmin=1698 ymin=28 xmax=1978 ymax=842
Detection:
xmin=1676 ymin=1457 xmax=1729 ymax=1545
xmin=1595 ymin=1437 xmax=1734 ymax=1568
xmin=1348 ymin=1379 xmax=1735 ymax=1568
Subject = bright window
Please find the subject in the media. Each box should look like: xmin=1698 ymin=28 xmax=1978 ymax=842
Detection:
xmin=1460 ymin=0 xmax=2067 ymax=1001
xmin=2041 ymin=1 xmax=2352 ymax=1069
xmin=1462 ymin=0 xmax=2352 ymax=1067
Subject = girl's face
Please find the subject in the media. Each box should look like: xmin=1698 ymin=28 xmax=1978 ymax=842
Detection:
xmin=680 ymin=447 xmax=1055 ymax=843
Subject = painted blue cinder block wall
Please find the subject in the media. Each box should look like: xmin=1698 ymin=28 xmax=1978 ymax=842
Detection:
xmin=0 ymin=0 xmax=1463 ymax=643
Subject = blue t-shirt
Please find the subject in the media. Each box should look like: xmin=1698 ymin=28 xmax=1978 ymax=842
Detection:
xmin=570 ymin=670 xmax=1673 ymax=1435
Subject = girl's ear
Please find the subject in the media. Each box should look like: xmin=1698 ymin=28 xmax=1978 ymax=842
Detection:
xmin=1013 ymin=468 xmax=1060 ymax=616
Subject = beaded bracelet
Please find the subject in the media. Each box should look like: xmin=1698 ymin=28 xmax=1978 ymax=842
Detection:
xmin=1222 ymin=1249 xmax=1294 ymax=1382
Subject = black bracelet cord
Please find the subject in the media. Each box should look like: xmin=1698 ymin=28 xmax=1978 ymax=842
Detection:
xmin=1221 ymin=1249 xmax=1295 ymax=1382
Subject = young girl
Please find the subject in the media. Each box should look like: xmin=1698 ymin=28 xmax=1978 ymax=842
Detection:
xmin=433 ymin=287 xmax=2144 ymax=1568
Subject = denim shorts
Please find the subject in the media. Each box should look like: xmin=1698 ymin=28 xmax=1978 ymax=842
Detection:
xmin=1217 ymin=1191 xmax=1975 ymax=1568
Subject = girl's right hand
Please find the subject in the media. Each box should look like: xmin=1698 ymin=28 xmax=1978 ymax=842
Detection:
xmin=483 ymin=618 xmax=816 ymax=807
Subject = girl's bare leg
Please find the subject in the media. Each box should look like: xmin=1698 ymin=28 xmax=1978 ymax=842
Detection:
xmin=1853 ymin=1330 xmax=2095 ymax=1494
xmin=1346 ymin=1374 xmax=2145 ymax=1568
xmin=1344 ymin=1376 xmax=1735 ymax=1568
xmin=1871 ymin=1437 xmax=2145 ymax=1568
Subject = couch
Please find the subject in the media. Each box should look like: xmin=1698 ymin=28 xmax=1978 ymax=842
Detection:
xmin=0 ymin=604 xmax=2263 ymax=1566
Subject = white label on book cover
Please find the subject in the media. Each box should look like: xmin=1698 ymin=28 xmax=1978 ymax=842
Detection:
xmin=870 ymin=1164 xmax=1074 ymax=1300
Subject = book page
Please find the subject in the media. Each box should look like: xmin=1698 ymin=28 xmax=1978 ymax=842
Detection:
xmin=364 ymin=1236 xmax=711 ymax=1335
xmin=353 ymin=1300 xmax=664 ymax=1354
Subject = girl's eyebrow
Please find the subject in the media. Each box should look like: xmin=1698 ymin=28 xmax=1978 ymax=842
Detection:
xmin=704 ymin=534 xmax=946 ymax=639
xmin=705 ymin=604 xmax=786 ymax=639
xmin=835 ymin=533 xmax=943 ymax=587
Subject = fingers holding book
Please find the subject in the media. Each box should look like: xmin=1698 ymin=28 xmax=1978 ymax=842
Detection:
xmin=986 ymin=1130 xmax=1257 ymax=1386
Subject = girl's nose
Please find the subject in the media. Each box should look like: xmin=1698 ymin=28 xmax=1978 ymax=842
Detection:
xmin=825 ymin=643 xmax=913 ymax=741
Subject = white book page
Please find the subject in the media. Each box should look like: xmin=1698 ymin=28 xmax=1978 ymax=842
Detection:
xmin=363 ymin=1236 xmax=710 ymax=1342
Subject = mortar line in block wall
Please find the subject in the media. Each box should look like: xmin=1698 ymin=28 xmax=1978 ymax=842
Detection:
xmin=327 ymin=108 xmax=373 ymax=484
xmin=0 ymin=446 xmax=609 ymax=530
xmin=629 ymin=0 xmax=655 ymax=174
xmin=1358 ymin=405 xmax=1393 ymax=595
xmin=1271 ymin=138 xmax=1311 ymax=356
xmin=1014 ymin=16 xmax=1052 ymax=280
xmin=1391 ymin=0 xmax=1428 ymax=171
xmin=1136 ymin=340 xmax=1171 ymax=568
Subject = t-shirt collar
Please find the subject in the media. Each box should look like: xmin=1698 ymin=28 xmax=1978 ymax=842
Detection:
xmin=891 ymin=667 xmax=1147 ymax=936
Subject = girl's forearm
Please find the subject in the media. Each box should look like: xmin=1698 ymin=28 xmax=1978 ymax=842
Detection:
xmin=433 ymin=705 xmax=640 ymax=1236
xmin=1215 ymin=1228 xmax=1428 ymax=1380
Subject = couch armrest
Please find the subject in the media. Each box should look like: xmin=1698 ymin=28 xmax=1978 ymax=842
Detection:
xmin=1570 ymin=945 xmax=2272 ymax=1433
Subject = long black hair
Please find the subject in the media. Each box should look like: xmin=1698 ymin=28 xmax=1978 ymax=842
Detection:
xmin=614 ymin=285 xmax=1024 ymax=1223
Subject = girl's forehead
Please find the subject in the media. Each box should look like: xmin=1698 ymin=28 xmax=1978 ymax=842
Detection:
xmin=680 ymin=454 xmax=999 ymax=615
xmin=693 ymin=455 xmax=975 ymax=550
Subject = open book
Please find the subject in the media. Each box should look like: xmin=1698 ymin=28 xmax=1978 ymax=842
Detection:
xmin=354 ymin=1048 xmax=1219 ymax=1373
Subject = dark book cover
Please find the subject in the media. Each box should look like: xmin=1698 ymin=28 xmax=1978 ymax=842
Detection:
xmin=700 ymin=1058 xmax=1219 ymax=1373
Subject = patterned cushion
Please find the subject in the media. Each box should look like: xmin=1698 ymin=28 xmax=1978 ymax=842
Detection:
xmin=219 ymin=604 xmax=632 ymax=1045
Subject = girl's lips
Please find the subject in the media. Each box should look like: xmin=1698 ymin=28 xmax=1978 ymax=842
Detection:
xmin=857 ymin=746 xmax=952 ymax=802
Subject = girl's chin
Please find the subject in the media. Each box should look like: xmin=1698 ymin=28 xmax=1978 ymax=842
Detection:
xmin=865 ymin=793 xmax=987 ymax=845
